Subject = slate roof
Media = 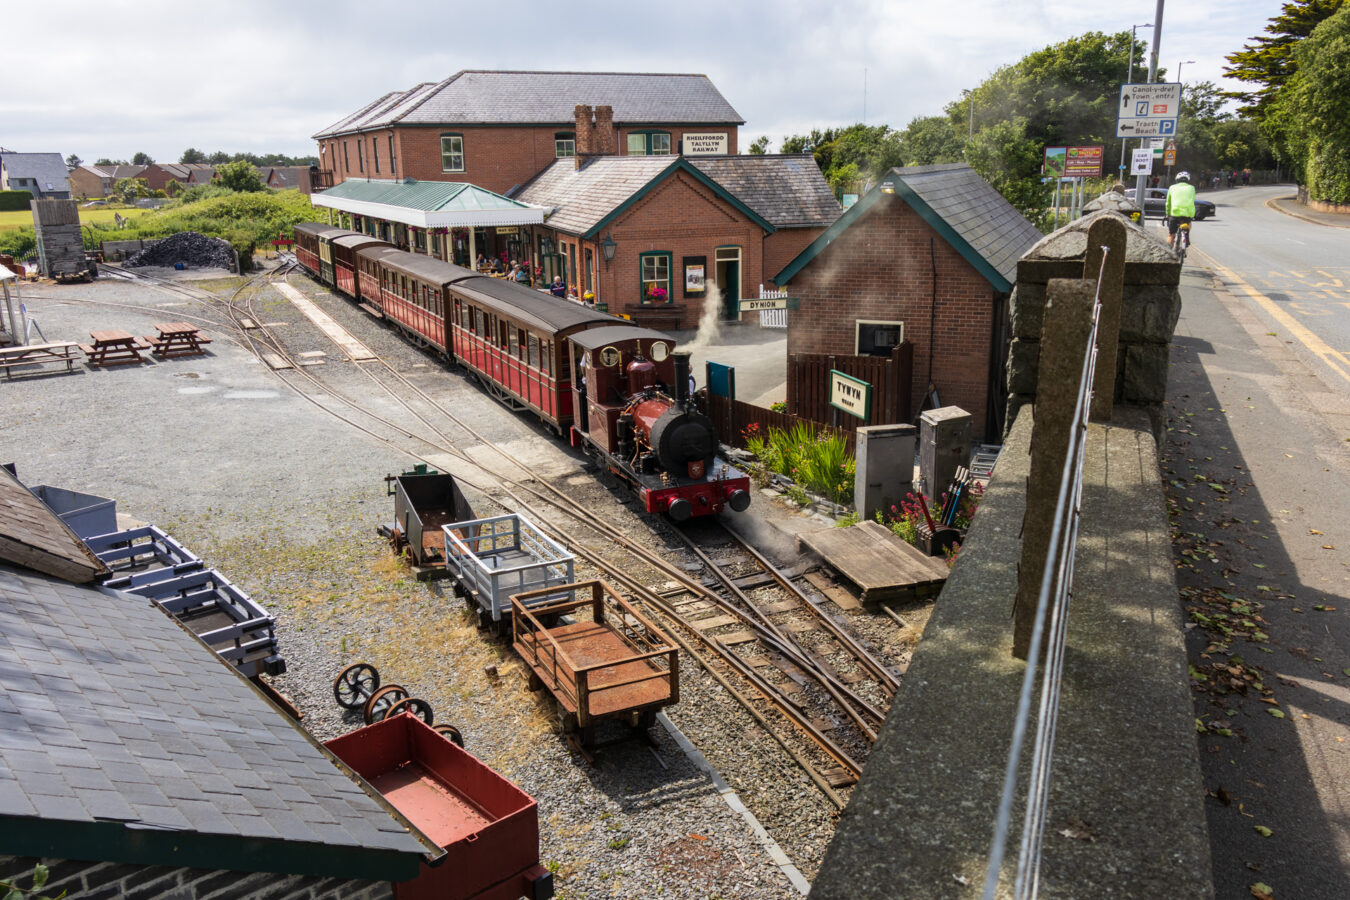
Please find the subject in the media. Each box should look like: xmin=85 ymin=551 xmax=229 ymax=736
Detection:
xmin=687 ymin=154 xmax=840 ymax=227
xmin=0 ymin=153 xmax=71 ymax=192
xmin=514 ymin=157 xmax=672 ymax=235
xmin=314 ymin=71 xmax=742 ymax=137
xmin=775 ymin=164 xmax=1043 ymax=292
xmin=0 ymin=468 xmax=106 ymax=583
xmin=0 ymin=565 xmax=429 ymax=878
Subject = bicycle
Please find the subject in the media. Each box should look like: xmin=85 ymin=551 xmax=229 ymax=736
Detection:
xmin=1175 ymin=221 xmax=1190 ymax=264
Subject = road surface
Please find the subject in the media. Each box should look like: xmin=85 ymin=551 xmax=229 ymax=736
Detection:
xmin=1163 ymin=187 xmax=1350 ymax=899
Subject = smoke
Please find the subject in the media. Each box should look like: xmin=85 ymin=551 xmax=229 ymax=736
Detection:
xmin=682 ymin=280 xmax=724 ymax=354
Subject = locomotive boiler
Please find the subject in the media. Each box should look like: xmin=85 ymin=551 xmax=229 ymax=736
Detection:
xmin=569 ymin=326 xmax=751 ymax=521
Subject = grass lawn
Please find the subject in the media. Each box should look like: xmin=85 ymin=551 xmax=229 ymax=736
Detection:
xmin=0 ymin=206 xmax=152 ymax=232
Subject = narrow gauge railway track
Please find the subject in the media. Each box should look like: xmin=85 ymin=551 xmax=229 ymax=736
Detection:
xmin=121 ymin=267 xmax=899 ymax=810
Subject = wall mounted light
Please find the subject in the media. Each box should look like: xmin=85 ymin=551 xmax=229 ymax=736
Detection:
xmin=880 ymin=182 xmax=896 ymax=194
xmin=601 ymin=232 xmax=617 ymax=270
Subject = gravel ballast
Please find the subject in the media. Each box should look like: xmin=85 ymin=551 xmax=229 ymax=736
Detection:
xmin=6 ymin=265 xmax=931 ymax=898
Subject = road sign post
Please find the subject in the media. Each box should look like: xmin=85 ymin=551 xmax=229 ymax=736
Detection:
xmin=1116 ymin=83 xmax=1182 ymax=139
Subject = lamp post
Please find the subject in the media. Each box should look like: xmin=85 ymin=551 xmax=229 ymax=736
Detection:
xmin=962 ymin=89 xmax=974 ymax=144
xmin=1118 ymin=22 xmax=1154 ymax=177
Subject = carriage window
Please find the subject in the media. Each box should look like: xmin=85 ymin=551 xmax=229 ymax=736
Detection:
xmin=527 ymin=334 xmax=540 ymax=369
xmin=541 ymin=340 xmax=551 ymax=376
xmin=516 ymin=328 xmax=526 ymax=359
xmin=498 ymin=319 xmax=508 ymax=349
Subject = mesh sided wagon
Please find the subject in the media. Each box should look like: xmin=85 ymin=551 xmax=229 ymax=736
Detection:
xmin=442 ymin=514 xmax=575 ymax=623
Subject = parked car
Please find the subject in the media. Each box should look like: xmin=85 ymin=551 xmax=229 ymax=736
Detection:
xmin=1127 ymin=188 xmax=1216 ymax=221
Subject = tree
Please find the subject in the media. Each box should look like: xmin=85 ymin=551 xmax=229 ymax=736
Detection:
xmin=207 ymin=150 xmax=230 ymax=164
xmin=65 ymin=154 xmax=82 ymax=168
xmin=1267 ymin=5 xmax=1350 ymax=200
xmin=216 ymin=159 xmax=265 ymax=192
xmin=131 ymin=151 xmax=154 ymax=166
xmin=94 ymin=158 xmax=124 ymax=167
xmin=748 ymin=135 xmax=771 ymax=155
xmin=897 ymin=116 xmax=964 ymax=166
xmin=1223 ymin=0 xmax=1345 ymax=114
xmin=779 ymin=124 xmax=903 ymax=194
xmin=180 ymin=148 xmax=207 ymax=164
xmin=112 ymin=177 xmax=150 ymax=204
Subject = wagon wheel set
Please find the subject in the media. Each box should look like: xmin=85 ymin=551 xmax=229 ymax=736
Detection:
xmin=332 ymin=662 xmax=463 ymax=746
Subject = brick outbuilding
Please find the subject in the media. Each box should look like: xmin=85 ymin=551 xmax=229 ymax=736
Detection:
xmin=774 ymin=164 xmax=1043 ymax=440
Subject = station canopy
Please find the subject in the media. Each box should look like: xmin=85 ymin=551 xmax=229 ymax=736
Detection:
xmin=311 ymin=178 xmax=546 ymax=229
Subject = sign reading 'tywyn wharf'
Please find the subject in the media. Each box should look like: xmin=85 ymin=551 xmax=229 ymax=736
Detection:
xmin=829 ymin=369 xmax=872 ymax=420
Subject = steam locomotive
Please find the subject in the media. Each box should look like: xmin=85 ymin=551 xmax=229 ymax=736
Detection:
xmin=293 ymin=223 xmax=750 ymax=520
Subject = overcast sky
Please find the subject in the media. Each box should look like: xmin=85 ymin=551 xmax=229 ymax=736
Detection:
xmin=5 ymin=0 xmax=1277 ymax=165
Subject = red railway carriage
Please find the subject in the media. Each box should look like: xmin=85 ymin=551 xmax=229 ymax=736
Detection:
xmin=355 ymin=245 xmax=406 ymax=309
xmin=449 ymin=277 xmax=613 ymax=432
xmin=326 ymin=232 xmax=388 ymax=299
xmin=372 ymin=253 xmax=478 ymax=355
xmin=568 ymin=326 xmax=751 ymax=520
xmin=293 ymin=222 xmax=345 ymax=279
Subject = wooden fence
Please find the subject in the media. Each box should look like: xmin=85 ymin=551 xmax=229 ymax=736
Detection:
xmin=788 ymin=342 xmax=913 ymax=433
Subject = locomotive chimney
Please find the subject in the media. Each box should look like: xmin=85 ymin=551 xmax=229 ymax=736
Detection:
xmin=673 ymin=352 xmax=692 ymax=407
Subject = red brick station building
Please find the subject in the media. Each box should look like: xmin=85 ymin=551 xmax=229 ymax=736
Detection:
xmin=309 ymin=71 xmax=1041 ymax=437
xmin=310 ymin=70 xmax=839 ymax=330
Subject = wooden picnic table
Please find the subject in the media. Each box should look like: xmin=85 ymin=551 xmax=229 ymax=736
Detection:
xmin=145 ymin=321 xmax=211 ymax=358
xmin=0 ymin=341 xmax=81 ymax=378
xmin=80 ymin=329 xmax=151 ymax=367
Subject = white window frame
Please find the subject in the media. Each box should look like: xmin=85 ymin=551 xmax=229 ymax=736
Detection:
xmin=855 ymin=319 xmax=905 ymax=355
xmin=440 ymin=134 xmax=464 ymax=173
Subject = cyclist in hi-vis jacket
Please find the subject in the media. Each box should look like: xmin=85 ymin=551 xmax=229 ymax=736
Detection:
xmin=1166 ymin=172 xmax=1197 ymax=249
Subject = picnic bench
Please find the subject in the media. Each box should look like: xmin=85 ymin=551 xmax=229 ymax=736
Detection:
xmin=145 ymin=321 xmax=211 ymax=358
xmin=80 ymin=329 xmax=151 ymax=366
xmin=0 ymin=341 xmax=80 ymax=378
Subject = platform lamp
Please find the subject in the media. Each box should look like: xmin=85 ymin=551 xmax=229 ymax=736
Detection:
xmin=601 ymin=233 xmax=617 ymax=270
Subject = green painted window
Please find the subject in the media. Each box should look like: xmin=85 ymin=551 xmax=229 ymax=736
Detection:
xmin=627 ymin=131 xmax=672 ymax=156
xmin=555 ymin=132 xmax=575 ymax=158
xmin=640 ymin=252 xmax=672 ymax=304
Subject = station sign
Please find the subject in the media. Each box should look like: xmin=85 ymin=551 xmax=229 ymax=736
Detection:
xmin=1116 ymin=82 xmax=1182 ymax=138
xmin=828 ymin=369 xmax=872 ymax=420
xmin=739 ymin=296 xmax=799 ymax=312
xmin=681 ymin=132 xmax=730 ymax=156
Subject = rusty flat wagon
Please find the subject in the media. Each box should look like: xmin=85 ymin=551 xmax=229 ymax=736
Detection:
xmin=510 ymin=579 xmax=678 ymax=752
xmin=443 ymin=512 xmax=575 ymax=631
xmin=325 ymin=713 xmax=553 ymax=900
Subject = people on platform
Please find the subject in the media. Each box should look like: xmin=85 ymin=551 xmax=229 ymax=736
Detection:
xmin=549 ymin=276 xmax=567 ymax=298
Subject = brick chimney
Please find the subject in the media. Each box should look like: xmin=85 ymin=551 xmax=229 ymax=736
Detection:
xmin=574 ymin=104 xmax=594 ymax=170
xmin=593 ymin=106 xmax=616 ymax=155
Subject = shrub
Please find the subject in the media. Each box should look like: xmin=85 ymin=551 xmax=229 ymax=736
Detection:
xmin=741 ymin=420 xmax=854 ymax=506
xmin=0 ymin=227 xmax=36 ymax=259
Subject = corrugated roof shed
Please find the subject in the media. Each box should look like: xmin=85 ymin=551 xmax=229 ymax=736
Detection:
xmin=688 ymin=154 xmax=840 ymax=227
xmin=314 ymin=70 xmax=742 ymax=137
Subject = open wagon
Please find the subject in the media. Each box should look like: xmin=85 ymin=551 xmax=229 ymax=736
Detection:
xmin=87 ymin=524 xmax=286 ymax=678
xmin=325 ymin=713 xmax=553 ymax=900
xmin=510 ymin=579 xmax=679 ymax=753
xmin=386 ymin=469 xmax=475 ymax=572
xmin=443 ymin=513 xmax=575 ymax=632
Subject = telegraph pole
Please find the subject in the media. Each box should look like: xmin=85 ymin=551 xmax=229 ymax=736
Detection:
xmin=1134 ymin=0 xmax=1165 ymax=204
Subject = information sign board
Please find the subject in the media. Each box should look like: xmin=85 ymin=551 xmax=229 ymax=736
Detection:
xmin=1131 ymin=149 xmax=1154 ymax=175
xmin=1116 ymin=83 xmax=1182 ymax=138
xmin=828 ymin=369 xmax=871 ymax=420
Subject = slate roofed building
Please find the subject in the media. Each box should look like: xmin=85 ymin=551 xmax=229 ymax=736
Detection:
xmin=0 ymin=467 xmax=430 ymax=899
xmin=313 ymin=70 xmax=745 ymax=196
xmin=0 ymin=153 xmax=71 ymax=200
xmin=775 ymin=164 xmax=1044 ymax=439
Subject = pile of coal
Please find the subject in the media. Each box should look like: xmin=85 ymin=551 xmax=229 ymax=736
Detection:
xmin=125 ymin=232 xmax=234 ymax=269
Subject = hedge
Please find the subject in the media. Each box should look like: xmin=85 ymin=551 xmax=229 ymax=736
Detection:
xmin=0 ymin=190 xmax=34 ymax=212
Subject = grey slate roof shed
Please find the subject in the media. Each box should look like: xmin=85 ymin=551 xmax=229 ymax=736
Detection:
xmin=775 ymin=163 xmax=1043 ymax=292
xmin=314 ymin=70 xmax=743 ymax=137
xmin=0 ymin=469 xmax=431 ymax=881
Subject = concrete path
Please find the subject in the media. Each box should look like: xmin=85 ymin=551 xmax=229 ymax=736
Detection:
xmin=1167 ymin=249 xmax=1350 ymax=899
